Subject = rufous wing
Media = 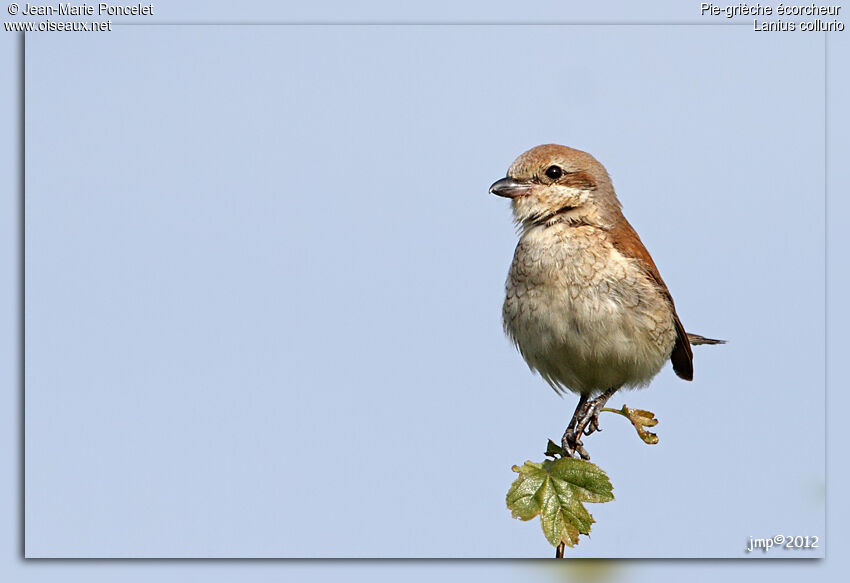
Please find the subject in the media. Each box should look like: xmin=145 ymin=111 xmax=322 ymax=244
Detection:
xmin=607 ymin=217 xmax=694 ymax=381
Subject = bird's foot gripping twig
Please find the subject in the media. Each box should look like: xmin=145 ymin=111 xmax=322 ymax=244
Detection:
xmin=561 ymin=388 xmax=618 ymax=460
xmin=561 ymin=394 xmax=591 ymax=460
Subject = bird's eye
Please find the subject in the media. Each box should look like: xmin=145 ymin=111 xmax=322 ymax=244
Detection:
xmin=544 ymin=165 xmax=563 ymax=180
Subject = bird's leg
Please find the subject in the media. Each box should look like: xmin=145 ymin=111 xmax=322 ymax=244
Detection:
xmin=561 ymin=388 xmax=619 ymax=460
xmin=561 ymin=394 xmax=592 ymax=459
xmin=582 ymin=388 xmax=619 ymax=437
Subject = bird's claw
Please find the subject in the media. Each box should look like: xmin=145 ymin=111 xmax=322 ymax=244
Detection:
xmin=561 ymin=389 xmax=617 ymax=460
xmin=583 ymin=408 xmax=603 ymax=436
xmin=561 ymin=429 xmax=591 ymax=460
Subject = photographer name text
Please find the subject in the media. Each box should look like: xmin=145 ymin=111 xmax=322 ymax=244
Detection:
xmin=17 ymin=2 xmax=153 ymax=16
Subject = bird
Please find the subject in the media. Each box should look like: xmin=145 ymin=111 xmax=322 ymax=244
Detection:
xmin=490 ymin=144 xmax=722 ymax=460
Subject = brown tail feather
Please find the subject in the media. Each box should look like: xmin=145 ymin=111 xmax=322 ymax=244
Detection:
xmin=687 ymin=333 xmax=726 ymax=346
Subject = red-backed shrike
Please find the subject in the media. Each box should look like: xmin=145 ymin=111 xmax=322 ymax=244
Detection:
xmin=491 ymin=144 xmax=722 ymax=459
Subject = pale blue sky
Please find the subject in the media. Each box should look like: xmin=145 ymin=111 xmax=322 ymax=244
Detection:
xmin=23 ymin=23 xmax=825 ymax=558
xmin=3 ymin=0 xmax=849 ymax=580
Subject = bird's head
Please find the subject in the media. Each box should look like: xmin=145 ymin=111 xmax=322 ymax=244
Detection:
xmin=490 ymin=144 xmax=619 ymax=230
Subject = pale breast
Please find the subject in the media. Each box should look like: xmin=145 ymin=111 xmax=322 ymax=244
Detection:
xmin=503 ymin=224 xmax=676 ymax=394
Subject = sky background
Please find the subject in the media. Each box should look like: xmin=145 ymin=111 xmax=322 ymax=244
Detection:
xmin=2 ymin=0 xmax=848 ymax=580
xmin=23 ymin=20 xmax=826 ymax=559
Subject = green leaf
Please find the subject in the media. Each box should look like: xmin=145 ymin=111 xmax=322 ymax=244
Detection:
xmin=506 ymin=458 xmax=614 ymax=548
xmin=545 ymin=439 xmax=563 ymax=459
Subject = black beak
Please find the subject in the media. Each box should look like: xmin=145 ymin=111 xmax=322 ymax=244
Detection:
xmin=489 ymin=177 xmax=532 ymax=199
